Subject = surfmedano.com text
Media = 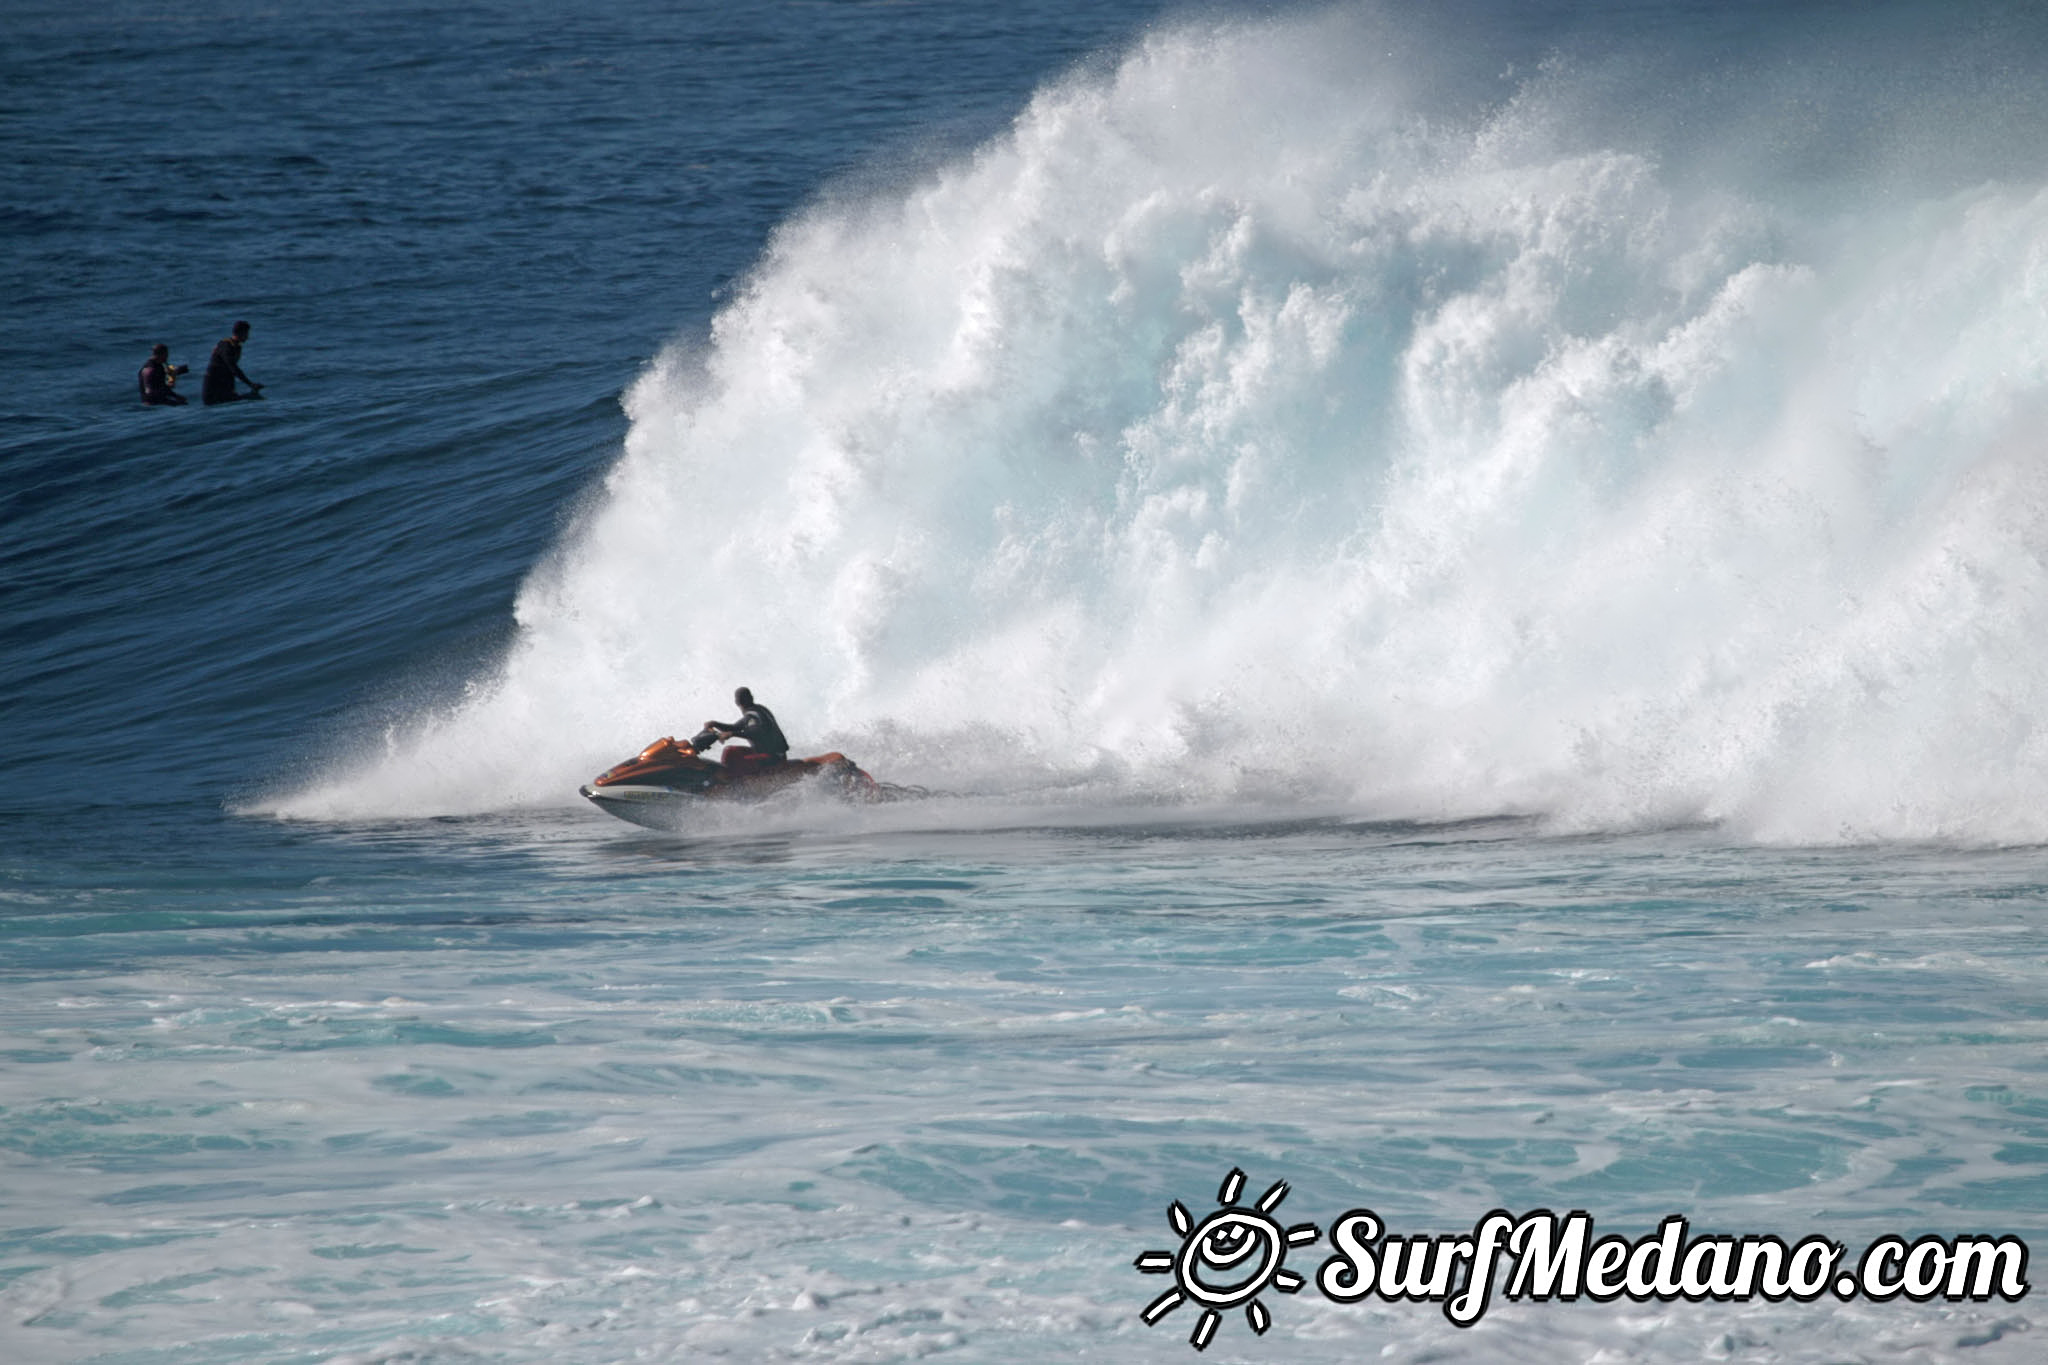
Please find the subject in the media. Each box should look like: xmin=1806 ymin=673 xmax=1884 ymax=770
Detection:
xmin=1316 ymin=1209 xmax=2030 ymax=1327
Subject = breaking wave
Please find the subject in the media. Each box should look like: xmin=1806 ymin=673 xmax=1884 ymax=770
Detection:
xmin=271 ymin=7 xmax=2048 ymax=841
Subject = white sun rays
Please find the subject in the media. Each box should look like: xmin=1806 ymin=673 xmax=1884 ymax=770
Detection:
xmin=1135 ymin=1167 xmax=1322 ymax=1351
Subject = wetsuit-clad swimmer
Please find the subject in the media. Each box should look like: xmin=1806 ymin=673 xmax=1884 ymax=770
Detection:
xmin=202 ymin=320 xmax=263 ymax=404
xmin=138 ymin=344 xmax=187 ymax=405
xmin=703 ymin=687 xmax=790 ymax=772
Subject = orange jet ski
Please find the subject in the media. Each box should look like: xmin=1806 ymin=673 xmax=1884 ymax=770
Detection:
xmin=579 ymin=726 xmax=890 ymax=828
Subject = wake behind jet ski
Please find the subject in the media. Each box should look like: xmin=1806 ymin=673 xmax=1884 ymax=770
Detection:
xmin=578 ymin=688 xmax=909 ymax=828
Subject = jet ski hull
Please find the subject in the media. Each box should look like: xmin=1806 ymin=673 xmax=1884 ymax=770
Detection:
xmin=579 ymin=734 xmax=886 ymax=828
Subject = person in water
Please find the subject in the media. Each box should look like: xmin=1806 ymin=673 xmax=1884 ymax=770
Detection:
xmin=138 ymin=344 xmax=187 ymax=405
xmin=704 ymin=686 xmax=790 ymax=771
xmin=202 ymin=320 xmax=263 ymax=404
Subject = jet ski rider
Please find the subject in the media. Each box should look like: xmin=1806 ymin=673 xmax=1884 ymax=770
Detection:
xmin=704 ymin=687 xmax=790 ymax=773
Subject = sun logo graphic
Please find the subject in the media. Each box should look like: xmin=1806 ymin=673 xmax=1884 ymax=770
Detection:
xmin=1134 ymin=1168 xmax=1322 ymax=1350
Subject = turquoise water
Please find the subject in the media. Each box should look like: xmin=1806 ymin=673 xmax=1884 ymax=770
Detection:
xmin=6 ymin=817 xmax=2045 ymax=1360
xmin=8 ymin=1 xmax=2048 ymax=1359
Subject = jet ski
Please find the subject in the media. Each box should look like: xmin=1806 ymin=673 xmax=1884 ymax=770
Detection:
xmin=579 ymin=726 xmax=893 ymax=828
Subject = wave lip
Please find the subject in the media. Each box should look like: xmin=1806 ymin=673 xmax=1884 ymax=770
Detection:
xmin=270 ymin=13 xmax=2048 ymax=844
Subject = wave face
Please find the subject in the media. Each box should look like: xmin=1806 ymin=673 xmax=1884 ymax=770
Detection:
xmin=277 ymin=9 xmax=2048 ymax=841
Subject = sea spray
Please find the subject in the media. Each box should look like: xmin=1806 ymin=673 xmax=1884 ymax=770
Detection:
xmin=274 ymin=12 xmax=2048 ymax=841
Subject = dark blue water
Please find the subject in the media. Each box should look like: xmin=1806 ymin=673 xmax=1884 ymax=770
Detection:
xmin=7 ymin=2 xmax=2048 ymax=1360
xmin=3 ymin=0 xmax=1173 ymax=821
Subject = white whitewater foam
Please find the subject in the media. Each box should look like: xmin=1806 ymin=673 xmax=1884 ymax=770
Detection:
xmin=274 ymin=12 xmax=2048 ymax=841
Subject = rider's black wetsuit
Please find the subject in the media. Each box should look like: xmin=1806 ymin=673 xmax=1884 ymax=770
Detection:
xmin=720 ymin=701 xmax=790 ymax=761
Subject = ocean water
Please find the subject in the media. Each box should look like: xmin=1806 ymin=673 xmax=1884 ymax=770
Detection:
xmin=6 ymin=1 xmax=2048 ymax=1361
